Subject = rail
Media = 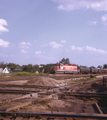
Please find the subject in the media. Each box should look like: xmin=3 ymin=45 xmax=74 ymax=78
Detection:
xmin=0 ymin=111 xmax=107 ymax=119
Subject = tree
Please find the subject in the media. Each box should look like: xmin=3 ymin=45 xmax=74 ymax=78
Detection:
xmin=27 ymin=64 xmax=33 ymax=72
xmin=7 ymin=63 xmax=19 ymax=72
xmin=0 ymin=62 xmax=5 ymax=65
xmin=59 ymin=58 xmax=70 ymax=64
xmin=66 ymin=58 xmax=70 ymax=64
xmin=103 ymin=64 xmax=107 ymax=69
xmin=0 ymin=62 xmax=7 ymax=68
xmin=22 ymin=65 xmax=28 ymax=72
xmin=41 ymin=64 xmax=54 ymax=73
xmin=97 ymin=65 xmax=102 ymax=69
xmin=22 ymin=64 xmax=36 ymax=73
xmin=34 ymin=64 xmax=39 ymax=72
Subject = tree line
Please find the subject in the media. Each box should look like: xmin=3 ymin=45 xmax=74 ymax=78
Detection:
xmin=0 ymin=58 xmax=107 ymax=73
xmin=0 ymin=62 xmax=55 ymax=73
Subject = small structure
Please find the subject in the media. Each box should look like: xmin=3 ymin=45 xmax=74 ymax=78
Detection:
xmin=39 ymin=66 xmax=44 ymax=73
xmin=0 ymin=66 xmax=10 ymax=74
xmin=35 ymin=71 xmax=39 ymax=74
xmin=14 ymin=67 xmax=23 ymax=72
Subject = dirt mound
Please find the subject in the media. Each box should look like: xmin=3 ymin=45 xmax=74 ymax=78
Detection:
xmin=24 ymin=77 xmax=60 ymax=86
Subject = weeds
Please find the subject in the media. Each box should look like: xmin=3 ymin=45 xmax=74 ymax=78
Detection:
xmin=78 ymin=77 xmax=97 ymax=82
xmin=0 ymin=72 xmax=49 ymax=81
xmin=13 ymin=72 xmax=48 ymax=76
xmin=13 ymin=72 xmax=31 ymax=76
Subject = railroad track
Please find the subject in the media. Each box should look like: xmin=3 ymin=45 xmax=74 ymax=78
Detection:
xmin=0 ymin=111 xmax=107 ymax=120
xmin=50 ymin=74 xmax=104 ymax=80
xmin=0 ymin=79 xmax=93 ymax=112
xmin=0 ymin=82 xmax=82 ymax=111
xmin=0 ymin=84 xmax=58 ymax=89
xmin=58 ymin=92 xmax=107 ymax=102
xmin=0 ymin=78 xmax=102 ymax=89
xmin=0 ymin=78 xmax=107 ymax=120
xmin=0 ymin=89 xmax=39 ymax=94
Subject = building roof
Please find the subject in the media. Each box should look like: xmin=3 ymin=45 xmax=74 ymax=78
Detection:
xmin=14 ymin=67 xmax=23 ymax=72
xmin=0 ymin=66 xmax=10 ymax=73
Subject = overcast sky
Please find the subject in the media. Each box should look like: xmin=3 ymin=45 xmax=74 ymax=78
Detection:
xmin=0 ymin=0 xmax=107 ymax=67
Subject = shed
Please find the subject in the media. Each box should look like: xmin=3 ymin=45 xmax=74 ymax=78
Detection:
xmin=0 ymin=67 xmax=10 ymax=74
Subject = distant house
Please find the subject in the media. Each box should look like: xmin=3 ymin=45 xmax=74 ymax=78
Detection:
xmin=0 ymin=66 xmax=10 ymax=74
xmin=14 ymin=67 xmax=23 ymax=72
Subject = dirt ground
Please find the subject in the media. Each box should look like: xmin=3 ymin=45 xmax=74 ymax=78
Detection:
xmin=0 ymin=76 xmax=70 ymax=86
xmin=14 ymin=98 xmax=97 ymax=114
xmin=0 ymin=93 xmax=22 ymax=100
xmin=24 ymin=76 xmax=72 ymax=86
xmin=0 ymin=75 xmax=106 ymax=117
xmin=0 ymin=80 xmax=29 ymax=85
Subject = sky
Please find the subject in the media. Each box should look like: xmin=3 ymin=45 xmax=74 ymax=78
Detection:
xmin=0 ymin=0 xmax=107 ymax=67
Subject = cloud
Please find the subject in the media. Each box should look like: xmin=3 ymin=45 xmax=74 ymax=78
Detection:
xmin=41 ymin=42 xmax=63 ymax=48
xmin=0 ymin=39 xmax=9 ymax=47
xmin=61 ymin=40 xmax=66 ymax=43
xmin=86 ymin=46 xmax=106 ymax=54
xmin=21 ymin=50 xmax=28 ymax=54
xmin=35 ymin=51 xmax=42 ymax=55
xmin=101 ymin=14 xmax=107 ymax=26
xmin=49 ymin=42 xmax=63 ymax=48
xmin=88 ymin=21 xmax=98 ymax=26
xmin=0 ymin=19 xmax=9 ymax=34
xmin=71 ymin=45 xmax=83 ymax=51
xmin=101 ymin=14 xmax=107 ymax=21
xmin=52 ymin=0 xmax=107 ymax=11
xmin=69 ymin=45 xmax=106 ymax=54
xmin=19 ymin=42 xmax=31 ymax=49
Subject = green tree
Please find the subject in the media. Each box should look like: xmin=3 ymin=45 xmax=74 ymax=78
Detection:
xmin=23 ymin=64 xmax=36 ymax=73
xmin=34 ymin=64 xmax=39 ymax=72
xmin=27 ymin=64 xmax=35 ymax=73
xmin=0 ymin=62 xmax=7 ymax=68
xmin=103 ymin=64 xmax=107 ymax=69
xmin=59 ymin=58 xmax=70 ymax=64
xmin=7 ymin=63 xmax=19 ymax=72
xmin=97 ymin=65 xmax=102 ymax=69
xmin=41 ymin=64 xmax=54 ymax=73
xmin=22 ymin=65 xmax=28 ymax=72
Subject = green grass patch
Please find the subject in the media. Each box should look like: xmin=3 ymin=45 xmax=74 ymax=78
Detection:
xmin=78 ymin=77 xmax=97 ymax=82
xmin=0 ymin=72 xmax=49 ymax=81
xmin=12 ymin=72 xmax=49 ymax=77
xmin=13 ymin=72 xmax=31 ymax=76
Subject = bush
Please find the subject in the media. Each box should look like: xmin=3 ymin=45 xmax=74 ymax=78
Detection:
xmin=13 ymin=72 xmax=48 ymax=76
xmin=13 ymin=72 xmax=31 ymax=76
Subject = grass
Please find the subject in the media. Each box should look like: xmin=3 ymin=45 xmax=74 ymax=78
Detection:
xmin=13 ymin=72 xmax=31 ymax=76
xmin=13 ymin=72 xmax=49 ymax=76
xmin=0 ymin=72 xmax=49 ymax=81
xmin=79 ymin=77 xmax=96 ymax=82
